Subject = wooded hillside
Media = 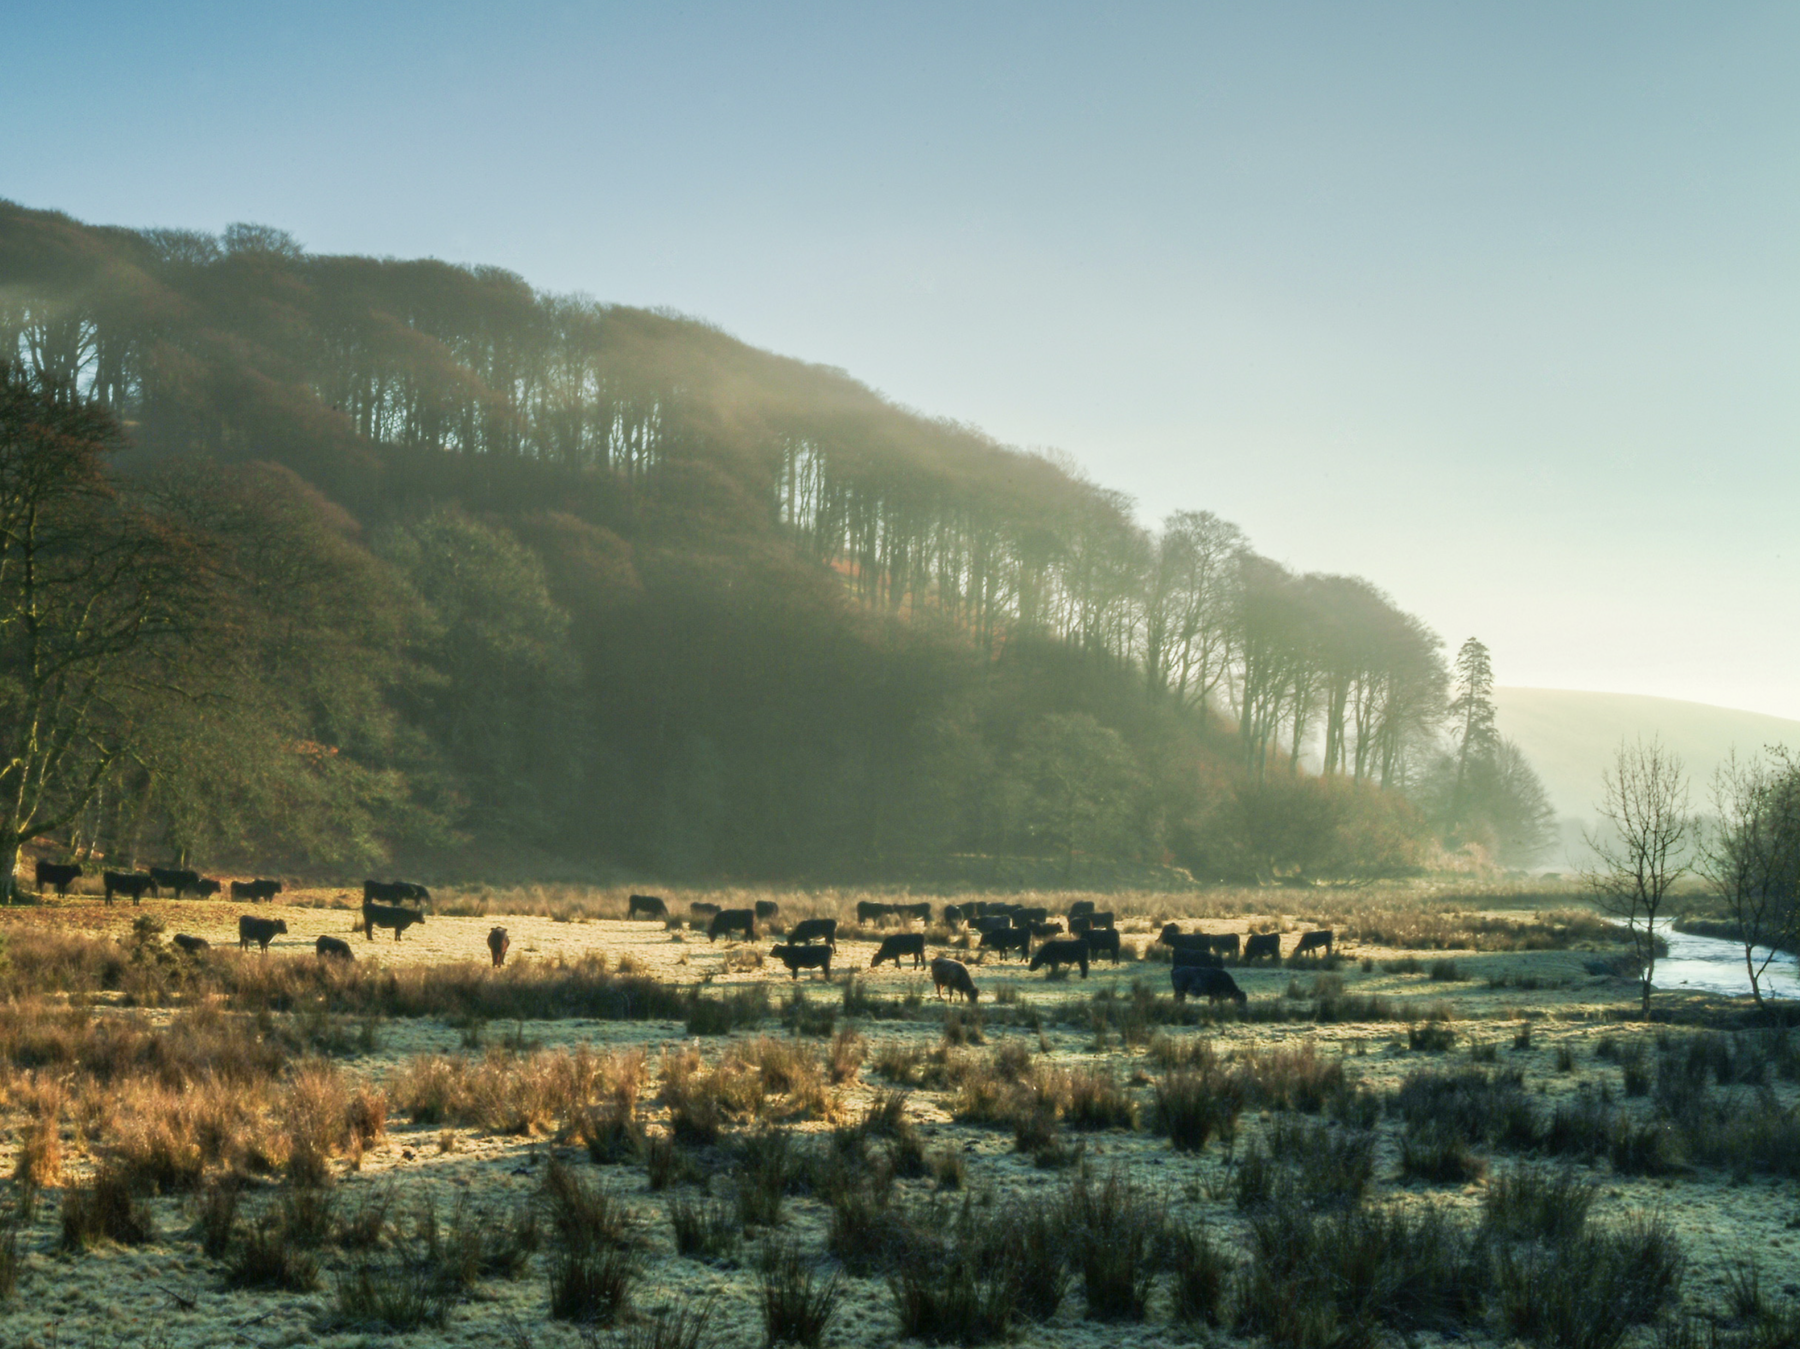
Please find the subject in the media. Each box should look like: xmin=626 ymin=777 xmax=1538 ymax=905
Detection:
xmin=0 ymin=201 xmax=1549 ymax=882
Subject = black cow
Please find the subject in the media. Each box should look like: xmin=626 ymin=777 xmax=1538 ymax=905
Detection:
xmin=856 ymin=900 xmax=892 ymax=926
xmin=316 ymin=935 xmax=355 ymax=960
xmin=1294 ymin=929 xmax=1334 ymax=958
xmin=362 ymin=900 xmax=425 ymax=941
xmin=231 ymin=879 xmax=282 ymax=903
xmin=172 ymin=933 xmax=210 ymax=955
xmin=1086 ymin=911 xmax=1116 ymax=930
xmin=627 ymin=894 xmax=668 ymax=920
xmin=191 ymin=878 xmax=222 ymax=898
xmin=772 ymin=943 xmax=833 ymax=980
xmin=788 ymin=917 xmax=838 ymax=950
xmin=690 ymin=901 xmax=720 ymax=921
xmin=930 ymin=956 xmax=979 ymax=1003
xmin=238 ymin=915 xmax=287 ymax=950
xmin=1030 ymin=921 xmax=1065 ymax=938
xmin=1172 ymin=946 xmax=1224 ymax=968
xmin=363 ymin=879 xmax=426 ymax=905
xmin=978 ymin=926 xmax=1030 ymax=961
xmin=34 ymin=861 xmax=80 ymax=896
xmin=1016 ymin=907 xmax=1048 ymax=926
xmin=488 ymin=927 xmax=510 ymax=967
xmin=1083 ymin=928 xmax=1122 ymax=963
xmin=1068 ymin=900 xmax=1096 ymax=921
xmin=1172 ymin=964 xmax=1247 ymax=1007
xmin=103 ymin=870 xmax=153 ymax=905
xmin=1209 ymin=932 xmax=1242 ymax=959
xmin=708 ymin=909 xmax=755 ymax=942
xmin=870 ymin=933 xmax=927 ymax=970
xmin=150 ymin=867 xmax=201 ymax=898
xmin=755 ymin=900 xmax=780 ymax=921
xmin=895 ymin=901 xmax=932 ymax=924
xmin=1029 ymin=939 xmax=1090 ymax=977
xmin=972 ymin=915 xmax=1015 ymax=935
xmin=1243 ymin=932 xmax=1282 ymax=962
xmin=942 ymin=904 xmax=964 ymax=927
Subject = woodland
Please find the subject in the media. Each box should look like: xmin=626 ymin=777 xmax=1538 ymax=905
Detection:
xmin=0 ymin=201 xmax=1557 ymax=885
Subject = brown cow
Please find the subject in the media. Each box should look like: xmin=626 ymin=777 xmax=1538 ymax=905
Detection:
xmin=488 ymin=927 xmax=510 ymax=967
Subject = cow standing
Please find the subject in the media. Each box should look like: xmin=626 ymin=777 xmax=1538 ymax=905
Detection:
xmin=362 ymin=900 xmax=425 ymax=941
xmin=930 ymin=956 xmax=979 ymax=1003
xmin=771 ymin=944 xmax=833 ymax=980
xmin=870 ymin=933 xmax=927 ymax=970
xmin=238 ymin=916 xmax=287 ymax=950
xmin=488 ymin=927 xmax=510 ymax=967
xmin=34 ymin=861 xmax=80 ymax=896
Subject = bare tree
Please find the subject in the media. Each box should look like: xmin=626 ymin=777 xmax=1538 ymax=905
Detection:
xmin=1583 ymin=736 xmax=1692 ymax=1017
xmin=1699 ymin=749 xmax=1800 ymax=1010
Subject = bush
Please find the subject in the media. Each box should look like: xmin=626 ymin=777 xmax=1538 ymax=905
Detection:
xmin=330 ymin=1258 xmax=452 ymax=1332
xmin=1059 ymin=1170 xmax=1164 ymax=1321
xmin=1482 ymin=1166 xmax=1597 ymax=1244
xmin=759 ymin=1240 xmax=839 ymax=1348
xmin=671 ymin=1193 xmax=740 ymax=1260
xmin=60 ymin=1163 xmax=154 ymax=1250
xmin=1170 ymin=1221 xmax=1232 ymax=1326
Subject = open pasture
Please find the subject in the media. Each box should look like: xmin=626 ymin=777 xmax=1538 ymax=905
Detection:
xmin=0 ymin=883 xmax=1789 ymax=1349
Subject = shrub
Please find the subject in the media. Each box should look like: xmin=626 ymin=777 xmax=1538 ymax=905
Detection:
xmin=1409 ymin=1021 xmax=1456 ymax=1052
xmin=1429 ymin=959 xmax=1466 ymax=982
xmin=1400 ymin=1124 xmax=1488 ymax=1184
xmin=1059 ymin=1169 xmax=1163 ymax=1321
xmin=1482 ymin=1166 xmax=1597 ymax=1244
xmin=225 ymin=1211 xmax=321 ymax=1290
xmin=759 ymin=1240 xmax=839 ymax=1348
xmin=549 ymin=1243 xmax=640 ymax=1324
xmin=670 ymin=1194 xmax=740 ymax=1260
xmin=1170 ymin=1221 xmax=1232 ymax=1326
xmin=60 ymin=1163 xmax=154 ymax=1250
xmin=330 ymin=1258 xmax=452 ymax=1332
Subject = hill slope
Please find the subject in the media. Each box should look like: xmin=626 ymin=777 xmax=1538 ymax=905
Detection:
xmin=1494 ymin=687 xmax=1800 ymax=820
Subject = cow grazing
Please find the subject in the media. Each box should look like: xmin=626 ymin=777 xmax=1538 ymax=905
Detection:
xmin=1029 ymin=939 xmax=1090 ymax=978
xmin=772 ymin=944 xmax=833 ymax=980
xmin=1294 ymin=929 xmax=1334 ymax=958
xmin=488 ymin=927 xmax=510 ymax=968
xmin=1159 ymin=924 xmax=1214 ymax=952
xmin=231 ymin=879 xmax=282 ymax=903
xmin=1016 ymin=907 xmax=1049 ymax=926
xmin=1209 ymin=932 xmax=1242 ymax=959
xmin=930 ymin=956 xmax=979 ymax=1003
xmin=627 ymin=894 xmax=668 ymax=920
xmin=1243 ymin=931 xmax=1282 ymax=962
xmin=788 ymin=917 xmax=838 ymax=950
xmin=972 ymin=915 xmax=1015 ymax=935
xmin=1030 ymin=921 xmax=1065 ymax=938
xmin=978 ymin=926 xmax=1030 ymax=961
xmin=1070 ymin=915 xmax=1093 ymax=935
xmin=1068 ymin=900 xmax=1096 ymax=921
xmin=34 ymin=861 xmax=80 ymax=896
xmin=316 ymin=935 xmax=355 ymax=960
xmin=856 ymin=900 xmax=892 ymax=926
xmin=150 ymin=867 xmax=201 ymax=898
xmin=191 ymin=878 xmax=222 ymax=898
xmin=896 ymin=901 xmax=932 ymax=924
xmin=708 ymin=909 xmax=756 ymax=942
xmin=362 ymin=900 xmax=425 ymax=941
xmin=690 ymin=901 xmax=720 ymax=920
xmin=870 ymin=933 xmax=927 ymax=970
xmin=238 ymin=915 xmax=287 ymax=950
xmin=103 ymin=870 xmax=153 ymax=905
xmin=942 ymin=904 xmax=965 ymax=927
xmin=172 ymin=934 xmax=210 ymax=955
xmin=754 ymin=900 xmax=780 ymax=921
xmin=1083 ymin=928 xmax=1122 ymax=963
xmin=1172 ymin=964 xmax=1248 ymax=1008
xmin=1171 ymin=946 xmax=1224 ymax=968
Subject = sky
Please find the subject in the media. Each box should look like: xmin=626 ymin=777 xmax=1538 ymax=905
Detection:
xmin=5 ymin=2 xmax=1797 ymax=716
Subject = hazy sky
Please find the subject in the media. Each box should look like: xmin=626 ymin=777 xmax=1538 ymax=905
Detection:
xmin=7 ymin=3 xmax=1796 ymax=716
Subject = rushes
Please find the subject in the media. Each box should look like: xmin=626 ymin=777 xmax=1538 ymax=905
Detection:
xmin=759 ymin=1240 xmax=839 ymax=1348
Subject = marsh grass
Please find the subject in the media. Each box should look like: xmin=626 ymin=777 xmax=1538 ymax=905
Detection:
xmin=759 ymin=1240 xmax=839 ymax=1348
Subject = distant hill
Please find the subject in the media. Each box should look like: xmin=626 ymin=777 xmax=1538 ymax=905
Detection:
xmin=1495 ymin=687 xmax=1800 ymax=821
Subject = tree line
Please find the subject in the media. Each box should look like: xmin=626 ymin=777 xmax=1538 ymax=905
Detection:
xmin=0 ymin=201 xmax=1557 ymax=884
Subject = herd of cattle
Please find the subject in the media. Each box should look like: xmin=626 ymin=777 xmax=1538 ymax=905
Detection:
xmin=33 ymin=866 xmax=1332 ymax=1012
xmin=623 ymin=893 xmax=1334 ymax=1010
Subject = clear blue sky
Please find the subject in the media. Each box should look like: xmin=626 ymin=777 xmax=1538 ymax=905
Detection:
xmin=7 ymin=2 xmax=1797 ymax=716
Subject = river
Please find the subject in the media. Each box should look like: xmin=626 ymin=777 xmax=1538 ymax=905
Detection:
xmin=1634 ymin=918 xmax=1800 ymax=1001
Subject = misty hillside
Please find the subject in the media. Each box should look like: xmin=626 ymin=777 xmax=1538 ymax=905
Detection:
xmin=0 ymin=200 xmax=1550 ymax=882
xmin=1495 ymin=687 xmax=1800 ymax=821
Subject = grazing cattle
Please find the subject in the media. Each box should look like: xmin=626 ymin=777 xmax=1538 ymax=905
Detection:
xmin=1083 ymin=928 xmax=1122 ymax=963
xmin=191 ymin=878 xmax=222 ymax=898
xmin=856 ymin=900 xmax=893 ymax=926
xmin=1294 ymin=929 xmax=1334 ymax=958
xmin=238 ymin=915 xmax=287 ymax=950
xmin=942 ymin=904 xmax=965 ymax=927
xmin=362 ymin=900 xmax=425 ymax=941
xmin=772 ymin=943 xmax=833 ymax=980
xmin=870 ymin=933 xmax=927 ymax=970
xmin=150 ymin=867 xmax=201 ymax=898
xmin=930 ymin=956 xmax=979 ymax=1003
xmin=1159 ymin=924 xmax=1214 ymax=952
xmin=690 ymin=901 xmax=720 ymax=920
xmin=231 ymin=879 xmax=282 ymax=903
xmin=895 ymin=901 xmax=932 ymax=924
xmin=1086 ymin=911 xmax=1116 ymax=930
xmin=1030 ymin=921 xmax=1064 ymax=938
xmin=1243 ymin=931 xmax=1282 ymax=962
xmin=1068 ymin=900 xmax=1096 ymax=921
xmin=1016 ymin=907 xmax=1049 ymax=926
xmin=1029 ymin=939 xmax=1090 ymax=978
xmin=1209 ymin=932 xmax=1241 ymax=959
xmin=488 ymin=927 xmax=510 ymax=968
xmin=34 ymin=861 xmax=80 ymax=896
xmin=627 ymin=894 xmax=668 ymax=920
xmin=103 ymin=870 xmax=153 ymax=905
xmin=962 ymin=901 xmax=994 ymax=919
xmin=754 ymin=900 xmax=780 ymax=921
xmin=363 ymin=879 xmax=428 ymax=906
xmin=172 ymin=933 xmax=210 ymax=955
xmin=972 ymin=915 xmax=1015 ymax=935
xmin=1070 ymin=915 xmax=1093 ymax=935
xmin=1171 ymin=946 xmax=1224 ymax=968
xmin=1172 ymin=964 xmax=1248 ymax=1008
xmin=708 ymin=909 xmax=756 ymax=942
xmin=788 ymin=918 xmax=838 ymax=950
xmin=978 ymin=926 xmax=1031 ymax=961
xmin=316 ymin=935 xmax=355 ymax=960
